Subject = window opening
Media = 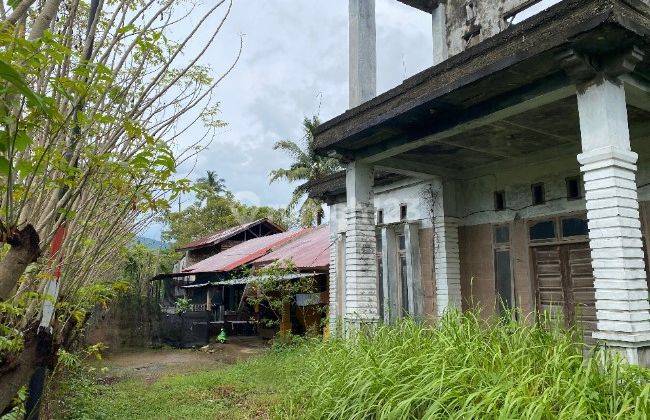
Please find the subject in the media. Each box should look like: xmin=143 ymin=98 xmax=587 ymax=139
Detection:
xmin=400 ymin=204 xmax=408 ymax=221
xmin=494 ymin=225 xmax=510 ymax=244
xmin=529 ymin=220 xmax=556 ymax=241
xmin=566 ymin=176 xmax=582 ymax=200
xmin=494 ymin=191 xmax=506 ymax=211
xmin=531 ymin=183 xmax=545 ymax=205
xmin=561 ymin=217 xmax=588 ymax=238
xmin=377 ymin=209 xmax=384 ymax=224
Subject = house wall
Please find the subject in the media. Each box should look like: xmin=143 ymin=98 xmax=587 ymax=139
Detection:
xmin=329 ymin=147 xmax=650 ymax=322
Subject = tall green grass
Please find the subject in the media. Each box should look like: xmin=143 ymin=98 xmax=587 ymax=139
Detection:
xmin=280 ymin=311 xmax=650 ymax=419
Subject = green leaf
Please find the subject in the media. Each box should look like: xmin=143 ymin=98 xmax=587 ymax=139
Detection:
xmin=0 ymin=156 xmax=10 ymax=176
xmin=13 ymin=131 xmax=31 ymax=152
xmin=0 ymin=59 xmax=48 ymax=114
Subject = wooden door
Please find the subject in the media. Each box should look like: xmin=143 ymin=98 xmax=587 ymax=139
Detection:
xmin=532 ymin=242 xmax=596 ymax=342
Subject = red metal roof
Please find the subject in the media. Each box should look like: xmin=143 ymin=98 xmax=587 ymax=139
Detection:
xmin=175 ymin=219 xmax=284 ymax=252
xmin=252 ymin=225 xmax=330 ymax=271
xmin=182 ymin=229 xmax=309 ymax=274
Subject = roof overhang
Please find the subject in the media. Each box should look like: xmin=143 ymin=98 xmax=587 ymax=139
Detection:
xmin=305 ymin=170 xmax=407 ymax=204
xmin=314 ymin=0 xmax=650 ymax=160
xmin=397 ymin=0 xmax=438 ymax=12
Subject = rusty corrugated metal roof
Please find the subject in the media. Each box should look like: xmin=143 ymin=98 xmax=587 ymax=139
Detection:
xmin=175 ymin=218 xmax=284 ymax=252
xmin=252 ymin=225 xmax=330 ymax=271
xmin=182 ymin=229 xmax=309 ymax=274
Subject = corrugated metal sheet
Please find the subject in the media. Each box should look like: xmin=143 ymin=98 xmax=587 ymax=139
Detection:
xmin=175 ymin=219 xmax=283 ymax=252
xmin=252 ymin=225 xmax=330 ymax=271
xmin=182 ymin=229 xmax=309 ymax=274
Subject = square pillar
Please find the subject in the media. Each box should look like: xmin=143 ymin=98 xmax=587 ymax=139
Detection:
xmin=432 ymin=2 xmax=448 ymax=66
xmin=434 ymin=180 xmax=462 ymax=317
xmin=405 ymin=222 xmax=424 ymax=318
xmin=345 ymin=161 xmax=380 ymax=325
xmin=577 ymin=77 xmax=650 ymax=366
xmin=381 ymin=226 xmax=397 ymax=323
xmin=349 ymin=0 xmax=376 ymax=108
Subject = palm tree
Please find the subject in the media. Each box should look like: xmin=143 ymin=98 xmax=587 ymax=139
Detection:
xmin=195 ymin=170 xmax=226 ymax=204
xmin=270 ymin=116 xmax=341 ymax=227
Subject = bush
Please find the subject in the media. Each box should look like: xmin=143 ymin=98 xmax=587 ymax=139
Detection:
xmin=280 ymin=311 xmax=650 ymax=419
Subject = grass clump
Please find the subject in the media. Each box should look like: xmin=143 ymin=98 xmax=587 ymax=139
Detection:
xmin=280 ymin=311 xmax=650 ymax=419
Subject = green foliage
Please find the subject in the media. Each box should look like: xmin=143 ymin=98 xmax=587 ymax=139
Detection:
xmin=48 ymin=348 xmax=306 ymax=419
xmin=161 ymin=175 xmax=293 ymax=247
xmin=246 ymin=261 xmax=317 ymax=328
xmin=270 ymin=116 xmax=341 ymax=227
xmin=280 ymin=311 xmax=650 ymax=419
xmin=174 ymin=297 xmax=191 ymax=315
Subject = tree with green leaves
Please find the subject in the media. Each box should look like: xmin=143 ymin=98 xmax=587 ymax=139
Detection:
xmin=162 ymin=177 xmax=294 ymax=248
xmin=195 ymin=170 xmax=226 ymax=204
xmin=269 ymin=116 xmax=341 ymax=227
xmin=0 ymin=0 xmax=240 ymax=412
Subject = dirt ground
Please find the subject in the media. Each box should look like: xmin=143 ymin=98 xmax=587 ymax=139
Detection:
xmin=96 ymin=336 xmax=269 ymax=384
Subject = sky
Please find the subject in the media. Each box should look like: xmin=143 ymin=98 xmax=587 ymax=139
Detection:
xmin=142 ymin=0 xmax=561 ymax=240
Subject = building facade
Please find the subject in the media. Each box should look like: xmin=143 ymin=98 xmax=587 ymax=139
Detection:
xmin=309 ymin=0 xmax=650 ymax=365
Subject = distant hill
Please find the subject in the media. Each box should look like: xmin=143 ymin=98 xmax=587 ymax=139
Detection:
xmin=135 ymin=236 xmax=168 ymax=250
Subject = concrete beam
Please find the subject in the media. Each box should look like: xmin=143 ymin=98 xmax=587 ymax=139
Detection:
xmin=622 ymin=74 xmax=650 ymax=113
xmin=349 ymin=0 xmax=377 ymax=108
xmin=359 ymin=85 xmax=576 ymax=163
xmin=375 ymin=157 xmax=457 ymax=179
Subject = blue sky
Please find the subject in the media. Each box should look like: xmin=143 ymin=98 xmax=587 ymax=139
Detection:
xmin=142 ymin=0 xmax=560 ymax=240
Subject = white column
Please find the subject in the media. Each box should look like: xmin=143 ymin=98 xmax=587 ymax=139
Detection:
xmin=345 ymin=161 xmax=380 ymax=325
xmin=434 ymin=180 xmax=461 ymax=317
xmin=405 ymin=222 xmax=423 ymax=317
xmin=577 ymin=76 xmax=650 ymax=366
xmin=381 ymin=226 xmax=397 ymax=322
xmin=349 ymin=0 xmax=376 ymax=108
xmin=432 ymin=2 xmax=448 ymax=66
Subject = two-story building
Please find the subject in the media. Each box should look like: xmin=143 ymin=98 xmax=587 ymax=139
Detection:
xmin=308 ymin=0 xmax=650 ymax=366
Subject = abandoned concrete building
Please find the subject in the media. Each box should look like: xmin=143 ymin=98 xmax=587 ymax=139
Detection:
xmin=308 ymin=0 xmax=650 ymax=365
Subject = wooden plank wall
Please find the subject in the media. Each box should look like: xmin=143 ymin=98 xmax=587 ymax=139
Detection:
xmin=459 ymin=224 xmax=496 ymax=317
xmin=419 ymin=227 xmax=436 ymax=321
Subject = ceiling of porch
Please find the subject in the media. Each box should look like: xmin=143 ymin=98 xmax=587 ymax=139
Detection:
xmin=380 ymin=97 xmax=650 ymax=174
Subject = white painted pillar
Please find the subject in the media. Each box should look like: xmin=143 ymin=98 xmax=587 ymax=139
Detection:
xmin=328 ymin=225 xmax=340 ymax=334
xmin=381 ymin=226 xmax=397 ymax=322
xmin=432 ymin=2 xmax=448 ymax=66
xmin=405 ymin=222 xmax=423 ymax=317
xmin=349 ymin=0 xmax=376 ymax=108
xmin=577 ymin=76 xmax=650 ymax=366
xmin=345 ymin=161 xmax=380 ymax=325
xmin=434 ymin=180 xmax=462 ymax=317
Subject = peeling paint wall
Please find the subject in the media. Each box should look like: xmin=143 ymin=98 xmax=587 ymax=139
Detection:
xmin=444 ymin=0 xmax=541 ymax=57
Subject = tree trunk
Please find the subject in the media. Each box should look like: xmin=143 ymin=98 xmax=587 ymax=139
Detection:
xmin=0 ymin=224 xmax=40 ymax=300
xmin=0 ymin=331 xmax=43 ymax=414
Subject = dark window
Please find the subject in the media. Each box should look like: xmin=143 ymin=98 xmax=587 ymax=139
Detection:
xmin=494 ymin=225 xmax=510 ymax=244
xmin=531 ymin=183 xmax=545 ymax=205
xmin=494 ymin=191 xmax=506 ymax=211
xmin=495 ymin=250 xmax=513 ymax=316
xmin=561 ymin=217 xmax=588 ymax=238
xmin=377 ymin=209 xmax=384 ymax=224
xmin=529 ymin=220 xmax=556 ymax=241
xmin=400 ymin=204 xmax=407 ymax=221
xmin=566 ymin=176 xmax=582 ymax=200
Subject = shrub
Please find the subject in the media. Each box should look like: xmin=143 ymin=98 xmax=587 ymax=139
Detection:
xmin=280 ymin=311 xmax=650 ymax=419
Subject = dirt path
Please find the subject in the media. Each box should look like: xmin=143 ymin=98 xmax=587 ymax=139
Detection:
xmin=97 ymin=337 xmax=269 ymax=384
